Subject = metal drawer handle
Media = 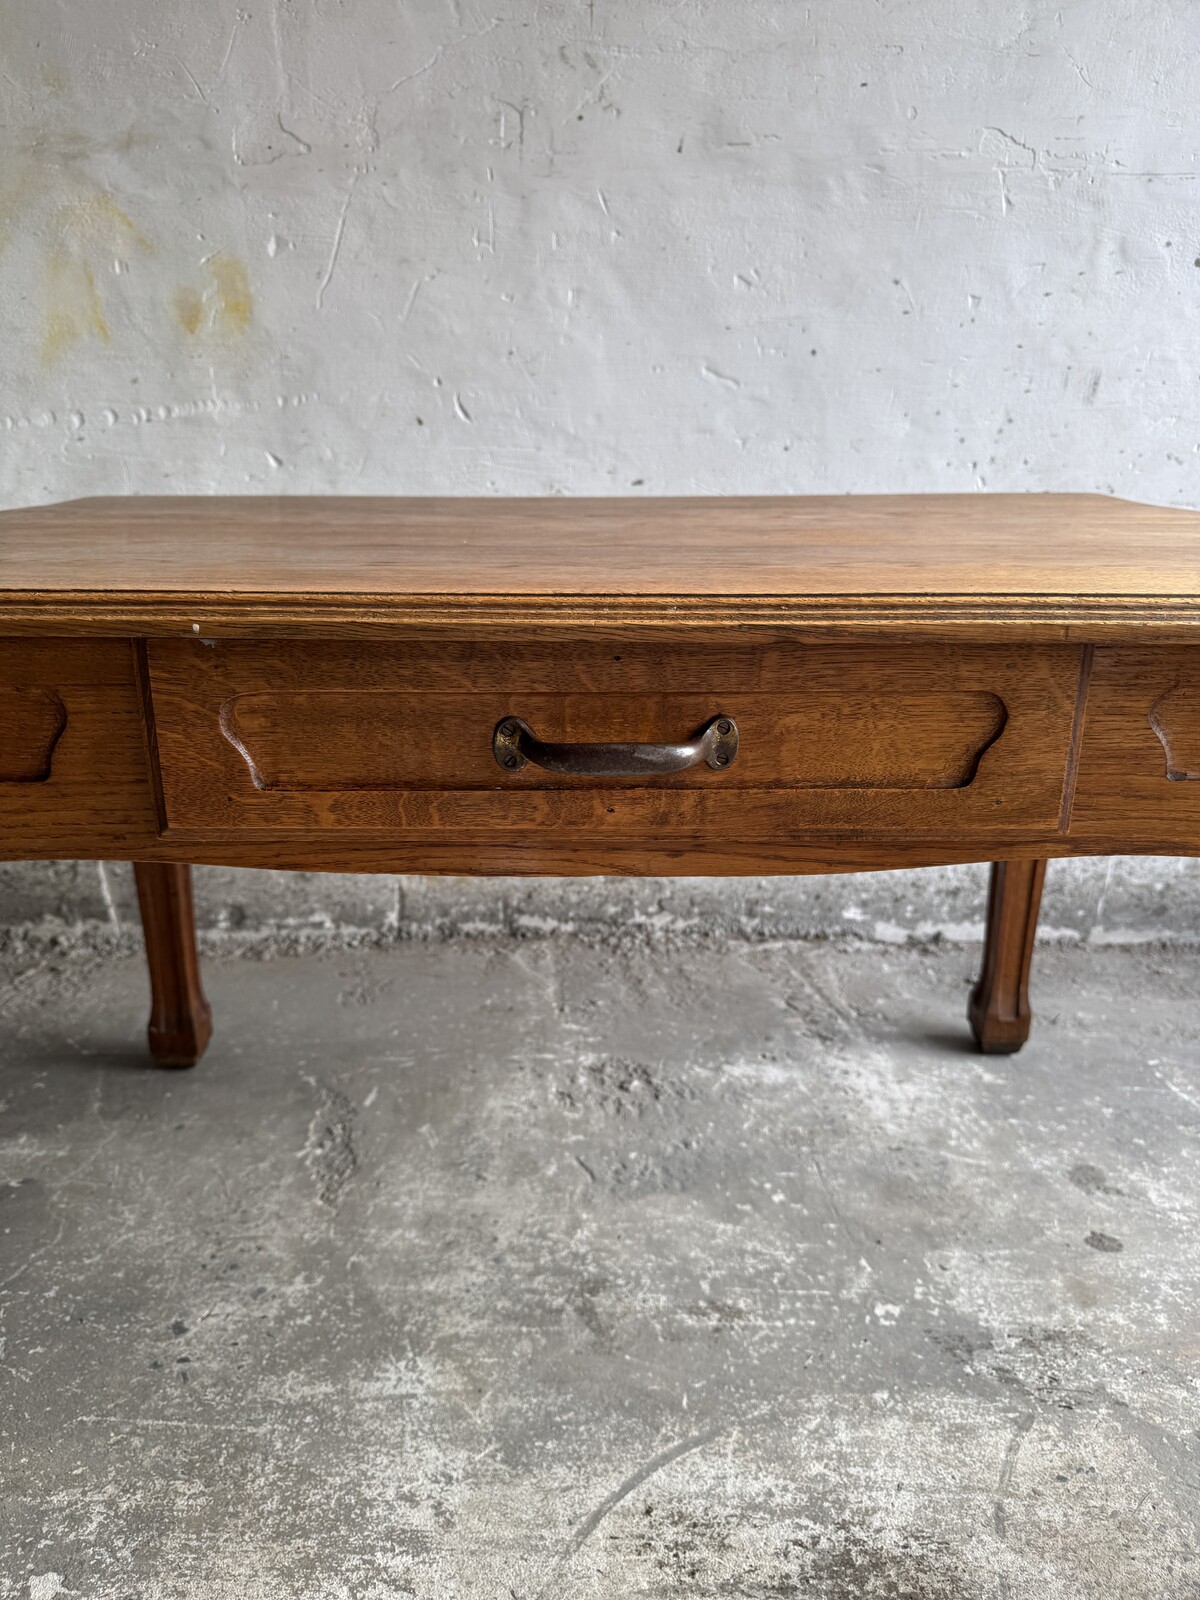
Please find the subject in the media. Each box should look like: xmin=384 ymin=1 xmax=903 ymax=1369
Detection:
xmin=493 ymin=715 xmax=739 ymax=777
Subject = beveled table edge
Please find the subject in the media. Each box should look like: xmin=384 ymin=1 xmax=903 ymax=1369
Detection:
xmin=2 ymin=591 xmax=1200 ymax=640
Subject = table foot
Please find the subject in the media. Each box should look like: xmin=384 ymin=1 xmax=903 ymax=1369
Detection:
xmin=133 ymin=863 xmax=212 ymax=1068
xmin=968 ymin=859 xmax=1046 ymax=1055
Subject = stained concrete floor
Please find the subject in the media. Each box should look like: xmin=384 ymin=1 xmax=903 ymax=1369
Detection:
xmin=1 ymin=932 xmax=1199 ymax=1599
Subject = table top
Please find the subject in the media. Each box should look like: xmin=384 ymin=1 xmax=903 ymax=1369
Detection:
xmin=2 ymin=493 xmax=1199 ymax=637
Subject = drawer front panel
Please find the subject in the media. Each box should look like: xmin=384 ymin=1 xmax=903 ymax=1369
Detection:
xmin=147 ymin=639 xmax=1084 ymax=838
xmin=220 ymin=688 xmax=1007 ymax=792
xmin=1072 ymin=646 xmax=1200 ymax=847
xmin=0 ymin=639 xmax=159 ymax=856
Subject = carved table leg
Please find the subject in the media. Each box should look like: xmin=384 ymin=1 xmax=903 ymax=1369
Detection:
xmin=968 ymin=859 xmax=1047 ymax=1055
xmin=132 ymin=863 xmax=212 ymax=1068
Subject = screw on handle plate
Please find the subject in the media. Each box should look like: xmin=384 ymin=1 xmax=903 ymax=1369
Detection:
xmin=492 ymin=715 xmax=739 ymax=778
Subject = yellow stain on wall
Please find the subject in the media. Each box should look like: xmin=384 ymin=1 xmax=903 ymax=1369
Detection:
xmin=175 ymin=255 xmax=253 ymax=338
xmin=36 ymin=190 xmax=152 ymax=366
xmin=174 ymin=286 xmax=204 ymax=336
xmin=41 ymin=250 xmax=111 ymax=366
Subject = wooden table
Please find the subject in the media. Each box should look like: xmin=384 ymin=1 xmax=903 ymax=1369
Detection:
xmin=3 ymin=492 xmax=1198 ymax=1065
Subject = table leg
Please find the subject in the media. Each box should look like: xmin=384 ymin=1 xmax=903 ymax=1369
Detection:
xmin=133 ymin=863 xmax=212 ymax=1068
xmin=968 ymin=859 xmax=1047 ymax=1055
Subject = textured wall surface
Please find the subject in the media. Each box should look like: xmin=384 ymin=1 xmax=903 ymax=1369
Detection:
xmin=2 ymin=1 xmax=1198 ymax=932
xmin=6 ymin=858 xmax=1200 ymax=951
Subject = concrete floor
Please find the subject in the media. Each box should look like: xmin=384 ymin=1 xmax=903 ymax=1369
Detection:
xmin=2 ymin=932 xmax=1199 ymax=1598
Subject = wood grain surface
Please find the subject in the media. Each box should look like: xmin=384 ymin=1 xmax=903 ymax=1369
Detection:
xmin=0 ymin=639 xmax=160 ymax=855
xmin=2 ymin=493 xmax=1200 ymax=637
xmin=2 ymin=493 xmax=1200 ymax=873
xmin=145 ymin=637 xmax=1082 ymax=840
xmin=7 ymin=628 xmax=1197 ymax=868
xmin=1071 ymin=646 xmax=1200 ymax=848
xmin=0 ymin=688 xmax=67 ymax=782
xmin=968 ymin=860 xmax=1047 ymax=1053
xmin=133 ymin=862 xmax=213 ymax=1068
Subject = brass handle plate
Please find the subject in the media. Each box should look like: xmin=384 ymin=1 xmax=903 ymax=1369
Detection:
xmin=492 ymin=715 xmax=739 ymax=778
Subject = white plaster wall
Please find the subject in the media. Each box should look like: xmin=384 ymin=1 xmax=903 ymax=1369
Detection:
xmin=2 ymin=0 xmax=1199 ymax=933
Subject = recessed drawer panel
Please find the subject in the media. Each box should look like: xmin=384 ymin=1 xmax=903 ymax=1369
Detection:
xmin=220 ymin=688 xmax=1007 ymax=792
xmin=0 ymin=638 xmax=159 ymax=856
xmin=1072 ymin=646 xmax=1200 ymax=848
xmin=146 ymin=639 xmax=1085 ymax=839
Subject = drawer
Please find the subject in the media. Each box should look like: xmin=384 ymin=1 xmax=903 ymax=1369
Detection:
xmin=147 ymin=638 xmax=1084 ymax=837
xmin=146 ymin=639 xmax=1085 ymax=841
xmin=0 ymin=638 xmax=159 ymax=856
xmin=1072 ymin=646 xmax=1200 ymax=848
